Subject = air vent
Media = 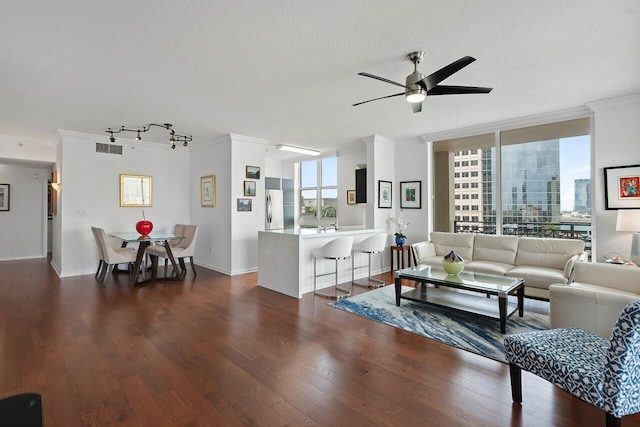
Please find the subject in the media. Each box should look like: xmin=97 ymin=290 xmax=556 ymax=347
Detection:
xmin=96 ymin=142 xmax=123 ymax=155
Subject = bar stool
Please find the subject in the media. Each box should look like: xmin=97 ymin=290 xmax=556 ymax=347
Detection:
xmin=313 ymin=236 xmax=353 ymax=300
xmin=352 ymin=233 xmax=387 ymax=288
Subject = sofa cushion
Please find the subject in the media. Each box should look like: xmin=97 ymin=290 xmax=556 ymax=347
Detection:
xmin=466 ymin=260 xmax=514 ymax=276
xmin=515 ymin=238 xmax=584 ymax=270
xmin=506 ymin=265 xmax=568 ymax=290
xmin=472 ymin=234 xmax=518 ymax=264
xmin=431 ymin=231 xmax=474 ymax=261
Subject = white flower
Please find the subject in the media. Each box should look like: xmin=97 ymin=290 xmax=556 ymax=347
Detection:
xmin=388 ymin=210 xmax=410 ymax=237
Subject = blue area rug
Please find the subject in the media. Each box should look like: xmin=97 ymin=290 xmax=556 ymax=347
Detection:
xmin=331 ymin=285 xmax=549 ymax=363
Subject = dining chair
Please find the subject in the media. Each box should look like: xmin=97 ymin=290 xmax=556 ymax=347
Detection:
xmin=94 ymin=227 xmax=138 ymax=286
xmin=90 ymin=226 xmax=106 ymax=280
xmin=146 ymin=224 xmax=198 ymax=277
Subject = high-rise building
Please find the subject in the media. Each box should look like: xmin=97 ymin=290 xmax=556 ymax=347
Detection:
xmin=500 ymin=140 xmax=561 ymax=223
xmin=574 ymin=179 xmax=591 ymax=214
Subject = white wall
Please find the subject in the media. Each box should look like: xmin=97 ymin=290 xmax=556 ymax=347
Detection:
xmin=0 ymin=163 xmax=51 ymax=260
xmin=394 ymin=138 xmax=430 ymax=246
xmin=337 ymin=144 xmax=367 ymax=227
xmin=190 ymin=135 xmax=233 ymax=274
xmin=0 ymin=134 xmax=56 ymax=163
xmin=589 ymin=93 xmax=640 ymax=261
xmin=230 ymin=135 xmax=268 ymax=274
xmin=56 ymin=131 xmax=190 ymax=277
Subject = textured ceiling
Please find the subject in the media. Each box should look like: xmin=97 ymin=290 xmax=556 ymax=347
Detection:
xmin=1 ymin=1 xmax=639 ymax=153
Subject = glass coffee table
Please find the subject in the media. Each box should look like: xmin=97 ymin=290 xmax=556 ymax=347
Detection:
xmin=394 ymin=265 xmax=525 ymax=334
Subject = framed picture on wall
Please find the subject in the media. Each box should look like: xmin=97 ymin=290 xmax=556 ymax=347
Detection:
xmin=244 ymin=180 xmax=256 ymax=197
xmin=237 ymin=198 xmax=252 ymax=211
xmin=0 ymin=183 xmax=10 ymax=211
xmin=200 ymin=175 xmax=216 ymax=207
xmin=120 ymin=174 xmax=152 ymax=207
xmin=604 ymin=164 xmax=640 ymax=209
xmin=378 ymin=180 xmax=392 ymax=209
xmin=246 ymin=166 xmax=260 ymax=179
xmin=347 ymin=189 xmax=356 ymax=205
xmin=400 ymin=181 xmax=422 ymax=209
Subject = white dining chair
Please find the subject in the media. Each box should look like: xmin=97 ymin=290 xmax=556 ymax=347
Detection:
xmin=146 ymin=225 xmax=198 ymax=277
xmin=94 ymin=227 xmax=138 ymax=286
xmin=90 ymin=226 xmax=106 ymax=280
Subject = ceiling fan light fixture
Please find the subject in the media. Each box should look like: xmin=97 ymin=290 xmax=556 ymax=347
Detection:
xmin=406 ymin=91 xmax=426 ymax=103
xmin=275 ymin=144 xmax=321 ymax=156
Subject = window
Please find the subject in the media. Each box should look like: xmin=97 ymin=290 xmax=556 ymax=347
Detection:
xmin=454 ymin=172 xmax=460 ymax=178
xmin=300 ymin=157 xmax=338 ymax=227
xmin=434 ymin=118 xmax=591 ymax=246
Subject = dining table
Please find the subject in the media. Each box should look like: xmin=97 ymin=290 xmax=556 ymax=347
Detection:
xmin=109 ymin=232 xmax=185 ymax=287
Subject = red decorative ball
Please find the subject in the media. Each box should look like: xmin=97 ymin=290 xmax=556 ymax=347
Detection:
xmin=136 ymin=220 xmax=153 ymax=235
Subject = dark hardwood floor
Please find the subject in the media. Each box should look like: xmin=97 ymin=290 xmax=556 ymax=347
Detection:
xmin=1 ymin=257 xmax=638 ymax=426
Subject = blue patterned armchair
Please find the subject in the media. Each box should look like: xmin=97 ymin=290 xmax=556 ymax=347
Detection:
xmin=504 ymin=299 xmax=640 ymax=427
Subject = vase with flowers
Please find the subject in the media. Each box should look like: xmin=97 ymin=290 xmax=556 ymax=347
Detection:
xmin=389 ymin=210 xmax=410 ymax=246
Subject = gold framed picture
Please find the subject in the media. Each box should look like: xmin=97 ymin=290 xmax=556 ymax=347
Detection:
xmin=120 ymin=174 xmax=152 ymax=207
xmin=347 ymin=189 xmax=356 ymax=205
xmin=201 ymin=175 xmax=216 ymax=207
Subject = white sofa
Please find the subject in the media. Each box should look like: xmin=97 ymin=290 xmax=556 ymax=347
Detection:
xmin=411 ymin=232 xmax=586 ymax=299
xmin=550 ymin=262 xmax=640 ymax=338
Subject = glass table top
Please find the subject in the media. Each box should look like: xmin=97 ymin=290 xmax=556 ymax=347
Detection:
xmin=394 ymin=264 xmax=523 ymax=294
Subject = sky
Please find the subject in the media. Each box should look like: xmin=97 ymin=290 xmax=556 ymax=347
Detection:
xmin=559 ymin=135 xmax=591 ymax=211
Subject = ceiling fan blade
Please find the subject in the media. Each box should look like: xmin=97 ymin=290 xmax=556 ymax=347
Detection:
xmin=357 ymin=72 xmax=408 ymax=89
xmin=352 ymin=92 xmax=405 ymax=106
xmin=416 ymin=56 xmax=476 ymax=91
xmin=411 ymin=102 xmax=422 ymax=113
xmin=427 ymin=85 xmax=493 ymax=95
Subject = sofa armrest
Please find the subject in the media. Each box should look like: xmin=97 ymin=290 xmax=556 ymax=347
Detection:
xmin=411 ymin=241 xmax=435 ymax=264
xmin=563 ymin=254 xmax=582 ymax=281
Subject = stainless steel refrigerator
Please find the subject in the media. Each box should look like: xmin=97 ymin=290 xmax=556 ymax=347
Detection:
xmin=265 ymin=177 xmax=294 ymax=230
xmin=265 ymin=189 xmax=284 ymax=230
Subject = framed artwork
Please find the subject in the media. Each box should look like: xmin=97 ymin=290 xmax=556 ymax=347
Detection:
xmin=0 ymin=183 xmax=9 ymax=211
xmin=201 ymin=175 xmax=216 ymax=207
xmin=378 ymin=180 xmax=392 ymax=209
xmin=246 ymin=166 xmax=260 ymax=179
xmin=244 ymin=180 xmax=256 ymax=197
xmin=400 ymin=181 xmax=422 ymax=209
xmin=604 ymin=164 xmax=640 ymax=209
xmin=237 ymin=198 xmax=252 ymax=211
xmin=347 ymin=189 xmax=356 ymax=205
xmin=120 ymin=174 xmax=152 ymax=207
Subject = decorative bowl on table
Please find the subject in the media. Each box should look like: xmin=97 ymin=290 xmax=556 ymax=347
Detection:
xmin=442 ymin=250 xmax=465 ymax=275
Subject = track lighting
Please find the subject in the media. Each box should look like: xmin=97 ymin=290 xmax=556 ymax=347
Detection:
xmin=105 ymin=123 xmax=192 ymax=148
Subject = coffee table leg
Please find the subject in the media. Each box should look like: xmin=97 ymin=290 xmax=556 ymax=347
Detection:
xmin=395 ymin=276 xmax=401 ymax=306
xmin=517 ymin=285 xmax=524 ymax=317
xmin=499 ymin=295 xmax=507 ymax=334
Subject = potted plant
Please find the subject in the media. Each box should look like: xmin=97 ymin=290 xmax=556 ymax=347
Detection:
xmin=389 ymin=210 xmax=409 ymax=246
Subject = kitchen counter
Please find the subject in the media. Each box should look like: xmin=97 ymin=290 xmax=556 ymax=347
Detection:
xmin=258 ymin=227 xmax=386 ymax=298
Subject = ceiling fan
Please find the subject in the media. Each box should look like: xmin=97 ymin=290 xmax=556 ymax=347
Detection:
xmin=353 ymin=50 xmax=492 ymax=113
